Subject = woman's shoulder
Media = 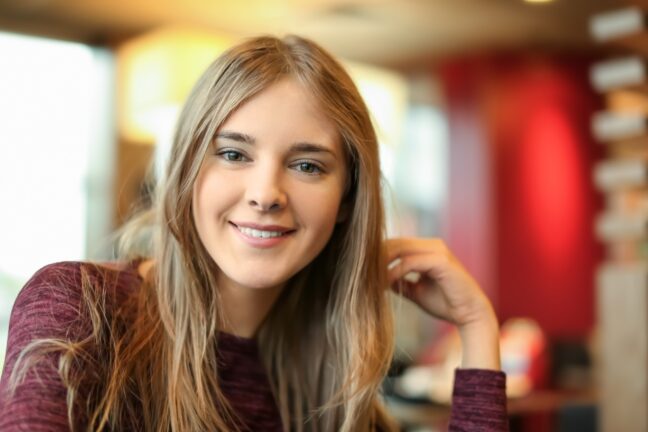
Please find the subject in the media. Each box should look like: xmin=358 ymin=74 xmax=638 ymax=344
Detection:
xmin=12 ymin=261 xmax=88 ymax=324
xmin=10 ymin=260 xmax=143 ymax=338
xmin=15 ymin=259 xmax=142 ymax=305
xmin=0 ymin=260 xmax=143 ymax=431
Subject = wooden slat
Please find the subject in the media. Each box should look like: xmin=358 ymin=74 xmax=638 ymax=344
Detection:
xmin=592 ymin=111 xmax=648 ymax=142
xmin=590 ymin=7 xmax=645 ymax=42
xmin=591 ymin=57 xmax=648 ymax=93
xmin=595 ymin=211 xmax=648 ymax=241
xmin=597 ymin=261 xmax=648 ymax=432
xmin=589 ymin=7 xmax=648 ymax=58
xmin=593 ymin=158 xmax=648 ymax=191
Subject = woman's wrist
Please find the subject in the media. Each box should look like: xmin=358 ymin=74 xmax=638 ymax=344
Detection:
xmin=458 ymin=310 xmax=501 ymax=370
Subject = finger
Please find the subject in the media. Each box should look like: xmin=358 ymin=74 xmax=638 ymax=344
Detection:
xmin=387 ymin=252 xmax=449 ymax=286
xmin=389 ymin=277 xmax=416 ymax=298
xmin=384 ymin=237 xmax=448 ymax=262
xmin=387 ymin=269 xmax=422 ymax=295
xmin=390 ymin=272 xmax=452 ymax=321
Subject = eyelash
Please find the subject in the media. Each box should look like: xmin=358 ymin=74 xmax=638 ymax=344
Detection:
xmin=216 ymin=149 xmax=325 ymax=176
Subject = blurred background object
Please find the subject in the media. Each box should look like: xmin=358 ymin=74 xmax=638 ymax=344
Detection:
xmin=0 ymin=32 xmax=115 ymax=368
xmin=0 ymin=0 xmax=622 ymax=65
xmin=0 ymin=0 xmax=643 ymax=431
xmin=389 ymin=318 xmax=548 ymax=401
xmin=589 ymin=6 xmax=648 ymax=432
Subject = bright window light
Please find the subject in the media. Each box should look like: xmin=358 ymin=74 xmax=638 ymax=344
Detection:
xmin=0 ymin=31 xmax=110 ymax=369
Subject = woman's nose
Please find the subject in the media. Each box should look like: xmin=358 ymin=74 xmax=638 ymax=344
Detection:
xmin=245 ymin=165 xmax=287 ymax=212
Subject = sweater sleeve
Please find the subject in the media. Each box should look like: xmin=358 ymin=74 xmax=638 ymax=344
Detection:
xmin=448 ymin=368 xmax=509 ymax=431
xmin=0 ymin=262 xmax=87 ymax=432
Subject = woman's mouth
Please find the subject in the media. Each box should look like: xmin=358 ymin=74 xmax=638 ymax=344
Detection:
xmin=236 ymin=226 xmax=288 ymax=239
xmin=229 ymin=222 xmax=296 ymax=248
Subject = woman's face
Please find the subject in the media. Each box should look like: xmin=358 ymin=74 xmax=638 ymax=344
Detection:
xmin=192 ymin=78 xmax=348 ymax=293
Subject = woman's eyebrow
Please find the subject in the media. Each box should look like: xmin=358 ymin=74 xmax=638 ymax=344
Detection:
xmin=290 ymin=142 xmax=337 ymax=159
xmin=216 ymin=130 xmax=256 ymax=144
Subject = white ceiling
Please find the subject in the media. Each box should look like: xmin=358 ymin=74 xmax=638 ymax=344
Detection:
xmin=0 ymin=0 xmax=630 ymax=67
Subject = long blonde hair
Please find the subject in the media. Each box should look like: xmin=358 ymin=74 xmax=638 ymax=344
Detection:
xmin=9 ymin=35 xmax=397 ymax=431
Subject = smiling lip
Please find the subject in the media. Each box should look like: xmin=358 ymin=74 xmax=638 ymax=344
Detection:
xmin=229 ymin=221 xmax=296 ymax=248
xmin=230 ymin=221 xmax=296 ymax=233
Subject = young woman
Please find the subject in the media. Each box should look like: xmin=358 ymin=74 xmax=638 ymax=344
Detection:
xmin=0 ymin=35 xmax=507 ymax=431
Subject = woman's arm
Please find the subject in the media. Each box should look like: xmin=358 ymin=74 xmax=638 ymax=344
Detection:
xmin=0 ymin=262 xmax=87 ymax=431
xmin=385 ymin=238 xmax=509 ymax=431
xmin=450 ymin=368 xmax=508 ymax=431
xmin=458 ymin=304 xmax=501 ymax=370
xmin=452 ymin=308 xmax=507 ymax=430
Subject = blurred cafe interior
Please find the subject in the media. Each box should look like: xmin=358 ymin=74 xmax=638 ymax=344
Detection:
xmin=0 ymin=0 xmax=647 ymax=430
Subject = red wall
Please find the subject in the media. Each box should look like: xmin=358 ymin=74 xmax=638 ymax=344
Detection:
xmin=440 ymin=55 xmax=606 ymax=339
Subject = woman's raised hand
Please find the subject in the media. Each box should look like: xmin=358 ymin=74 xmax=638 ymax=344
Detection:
xmin=385 ymin=237 xmax=501 ymax=370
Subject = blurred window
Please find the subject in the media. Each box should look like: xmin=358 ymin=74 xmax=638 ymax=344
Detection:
xmin=0 ymin=32 xmax=113 ymax=371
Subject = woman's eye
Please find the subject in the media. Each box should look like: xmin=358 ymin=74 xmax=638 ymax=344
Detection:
xmin=219 ymin=150 xmax=246 ymax=162
xmin=294 ymin=161 xmax=322 ymax=175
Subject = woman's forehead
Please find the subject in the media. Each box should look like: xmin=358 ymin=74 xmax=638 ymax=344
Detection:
xmin=215 ymin=78 xmax=343 ymax=154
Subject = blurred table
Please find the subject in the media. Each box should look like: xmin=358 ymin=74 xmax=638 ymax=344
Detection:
xmin=386 ymin=388 xmax=598 ymax=432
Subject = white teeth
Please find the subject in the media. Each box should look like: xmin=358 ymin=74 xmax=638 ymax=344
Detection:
xmin=237 ymin=226 xmax=285 ymax=239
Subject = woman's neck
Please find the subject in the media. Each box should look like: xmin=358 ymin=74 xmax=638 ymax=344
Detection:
xmin=138 ymin=259 xmax=283 ymax=338
xmin=216 ymin=274 xmax=285 ymax=338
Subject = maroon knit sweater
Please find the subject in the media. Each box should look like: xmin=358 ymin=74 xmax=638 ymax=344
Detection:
xmin=0 ymin=262 xmax=508 ymax=431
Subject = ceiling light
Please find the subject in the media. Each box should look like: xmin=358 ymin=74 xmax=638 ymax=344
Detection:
xmin=117 ymin=26 xmax=234 ymax=143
